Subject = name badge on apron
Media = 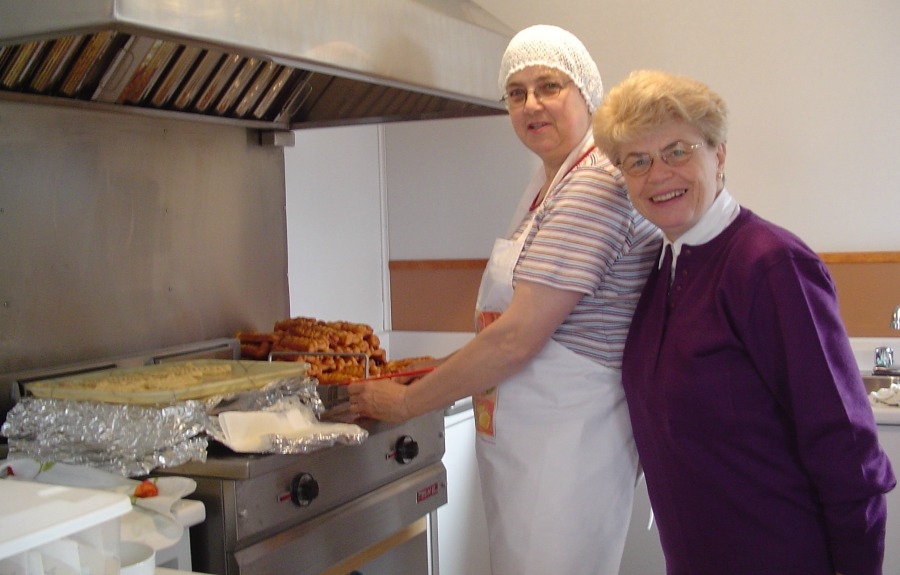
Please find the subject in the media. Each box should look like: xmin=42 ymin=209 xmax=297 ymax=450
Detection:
xmin=473 ymin=227 xmax=531 ymax=439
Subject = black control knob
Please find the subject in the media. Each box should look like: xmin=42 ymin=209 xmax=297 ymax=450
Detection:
xmin=394 ymin=435 xmax=419 ymax=464
xmin=290 ymin=473 xmax=319 ymax=507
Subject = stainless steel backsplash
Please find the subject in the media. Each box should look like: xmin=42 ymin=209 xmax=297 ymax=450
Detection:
xmin=0 ymin=100 xmax=290 ymax=374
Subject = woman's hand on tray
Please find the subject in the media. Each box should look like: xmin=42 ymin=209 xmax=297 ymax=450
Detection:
xmin=347 ymin=377 xmax=412 ymax=423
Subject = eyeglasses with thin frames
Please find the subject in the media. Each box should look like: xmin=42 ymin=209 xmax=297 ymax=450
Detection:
xmin=501 ymin=80 xmax=572 ymax=109
xmin=618 ymin=141 xmax=705 ymax=177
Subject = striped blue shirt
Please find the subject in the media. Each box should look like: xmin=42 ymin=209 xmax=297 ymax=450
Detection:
xmin=513 ymin=147 xmax=661 ymax=368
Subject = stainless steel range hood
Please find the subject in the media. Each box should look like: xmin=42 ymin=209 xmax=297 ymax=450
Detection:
xmin=0 ymin=0 xmax=511 ymax=129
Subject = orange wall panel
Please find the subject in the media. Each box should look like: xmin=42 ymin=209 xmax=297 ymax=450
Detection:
xmin=390 ymin=253 xmax=900 ymax=337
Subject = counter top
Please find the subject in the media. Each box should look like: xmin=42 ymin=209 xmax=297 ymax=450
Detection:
xmin=849 ymin=337 xmax=900 ymax=372
xmin=851 ymin=338 xmax=900 ymax=426
xmin=873 ymin=404 xmax=900 ymax=425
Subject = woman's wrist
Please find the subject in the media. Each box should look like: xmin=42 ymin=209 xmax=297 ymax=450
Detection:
xmin=401 ymin=385 xmax=413 ymax=420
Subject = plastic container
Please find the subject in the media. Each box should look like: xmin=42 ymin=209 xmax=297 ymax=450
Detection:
xmin=119 ymin=542 xmax=155 ymax=575
xmin=0 ymin=479 xmax=131 ymax=574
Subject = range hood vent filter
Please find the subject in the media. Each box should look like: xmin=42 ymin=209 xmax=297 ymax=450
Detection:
xmin=0 ymin=1 xmax=511 ymax=129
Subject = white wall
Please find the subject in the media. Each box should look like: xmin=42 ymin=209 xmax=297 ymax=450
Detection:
xmin=384 ymin=115 xmax=537 ymax=260
xmin=284 ymin=124 xmax=388 ymax=329
xmin=284 ymin=0 xmax=899 ymax=325
xmin=285 ymin=116 xmax=538 ymax=327
xmin=474 ymin=0 xmax=900 ymax=252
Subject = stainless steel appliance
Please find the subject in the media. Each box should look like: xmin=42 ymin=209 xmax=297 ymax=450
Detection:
xmin=0 ymin=0 xmax=510 ymax=130
xmin=0 ymin=0 xmax=511 ymax=446
xmin=168 ymin=412 xmax=446 ymax=575
xmin=2 ymin=339 xmax=447 ymax=574
xmin=1 ymin=4 xmax=492 ymax=570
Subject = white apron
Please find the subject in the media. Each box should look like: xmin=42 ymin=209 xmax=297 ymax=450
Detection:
xmin=473 ymin=147 xmax=638 ymax=575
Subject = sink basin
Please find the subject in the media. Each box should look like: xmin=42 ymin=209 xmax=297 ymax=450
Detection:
xmin=863 ymin=374 xmax=900 ymax=394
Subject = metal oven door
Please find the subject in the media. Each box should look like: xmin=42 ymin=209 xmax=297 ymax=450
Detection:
xmin=231 ymin=461 xmax=446 ymax=575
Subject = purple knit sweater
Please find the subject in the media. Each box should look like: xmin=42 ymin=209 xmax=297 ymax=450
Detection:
xmin=622 ymin=208 xmax=895 ymax=575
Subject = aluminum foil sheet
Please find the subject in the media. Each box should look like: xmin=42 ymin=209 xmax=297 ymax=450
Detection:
xmin=207 ymin=395 xmax=368 ymax=454
xmin=267 ymin=424 xmax=368 ymax=454
xmin=0 ymin=375 xmax=332 ymax=475
xmin=1 ymin=398 xmax=209 ymax=477
xmin=204 ymin=374 xmax=323 ymax=415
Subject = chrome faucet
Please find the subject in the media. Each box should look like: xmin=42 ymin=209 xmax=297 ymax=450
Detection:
xmin=875 ymin=346 xmax=894 ymax=370
xmin=872 ymin=305 xmax=900 ymax=375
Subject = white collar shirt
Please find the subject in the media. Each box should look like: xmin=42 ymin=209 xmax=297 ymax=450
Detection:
xmin=659 ymin=189 xmax=741 ymax=279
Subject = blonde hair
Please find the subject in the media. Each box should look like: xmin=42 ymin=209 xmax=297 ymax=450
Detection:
xmin=592 ymin=70 xmax=728 ymax=165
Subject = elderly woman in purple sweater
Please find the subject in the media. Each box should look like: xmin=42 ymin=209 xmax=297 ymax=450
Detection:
xmin=592 ymin=69 xmax=895 ymax=575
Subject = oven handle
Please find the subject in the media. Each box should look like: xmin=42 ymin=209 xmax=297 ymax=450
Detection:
xmin=232 ymin=461 xmax=447 ymax=575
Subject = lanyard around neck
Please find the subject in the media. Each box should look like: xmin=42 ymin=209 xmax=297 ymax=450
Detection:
xmin=529 ymin=146 xmax=596 ymax=212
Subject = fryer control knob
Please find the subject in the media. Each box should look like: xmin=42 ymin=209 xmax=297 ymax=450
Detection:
xmin=290 ymin=473 xmax=319 ymax=507
xmin=394 ymin=435 xmax=419 ymax=464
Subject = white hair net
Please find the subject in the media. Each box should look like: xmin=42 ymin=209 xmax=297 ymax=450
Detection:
xmin=498 ymin=25 xmax=603 ymax=113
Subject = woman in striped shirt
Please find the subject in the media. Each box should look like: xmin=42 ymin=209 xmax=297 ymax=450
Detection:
xmin=350 ymin=25 xmax=660 ymax=574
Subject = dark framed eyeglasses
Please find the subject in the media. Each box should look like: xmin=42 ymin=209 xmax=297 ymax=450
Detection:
xmin=618 ymin=141 xmax=705 ymax=176
xmin=500 ymin=80 xmax=572 ymax=109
